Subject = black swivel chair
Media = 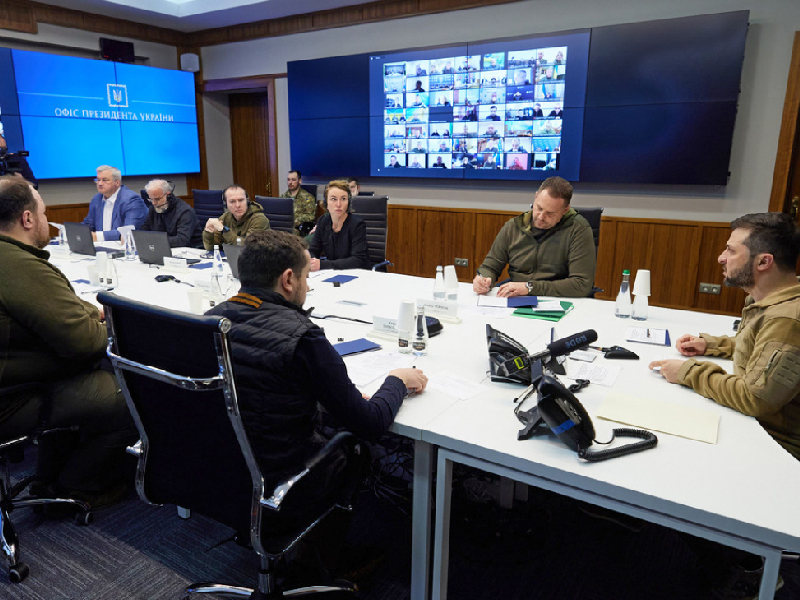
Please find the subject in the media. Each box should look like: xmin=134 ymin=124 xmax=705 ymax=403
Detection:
xmin=0 ymin=384 xmax=92 ymax=583
xmin=191 ymin=189 xmax=225 ymax=249
xmin=255 ymin=196 xmax=295 ymax=234
xmin=352 ymin=195 xmax=392 ymax=271
xmin=573 ymin=207 xmax=604 ymax=297
xmin=300 ymin=184 xmax=318 ymax=200
xmin=98 ymin=292 xmax=360 ymax=599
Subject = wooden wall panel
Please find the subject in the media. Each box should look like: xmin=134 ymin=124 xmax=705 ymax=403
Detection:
xmin=474 ymin=211 xmax=515 ymax=281
xmin=387 ymin=206 xmax=419 ymax=275
xmin=417 ymin=209 xmax=476 ymax=280
xmin=695 ymin=226 xmax=748 ymax=313
xmin=0 ymin=2 xmax=37 ymax=34
xmin=609 ymin=221 xmax=701 ymax=308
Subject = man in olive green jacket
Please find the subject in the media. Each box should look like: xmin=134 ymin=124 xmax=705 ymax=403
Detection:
xmin=473 ymin=176 xmax=596 ymax=298
xmin=650 ymin=213 xmax=800 ymax=462
xmin=0 ymin=177 xmax=136 ymax=504
xmin=202 ymin=184 xmax=270 ymax=250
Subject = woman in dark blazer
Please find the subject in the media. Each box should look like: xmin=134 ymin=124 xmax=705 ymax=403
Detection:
xmin=309 ymin=179 xmax=370 ymax=271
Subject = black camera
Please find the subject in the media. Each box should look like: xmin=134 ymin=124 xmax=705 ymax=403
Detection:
xmin=0 ymin=148 xmax=30 ymax=178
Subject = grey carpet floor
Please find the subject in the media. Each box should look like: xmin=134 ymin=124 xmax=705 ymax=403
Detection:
xmin=4 ymin=455 xmax=799 ymax=599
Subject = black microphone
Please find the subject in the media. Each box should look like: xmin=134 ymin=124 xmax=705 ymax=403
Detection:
xmin=530 ymin=329 xmax=598 ymax=362
xmin=498 ymin=330 xmax=597 ymax=379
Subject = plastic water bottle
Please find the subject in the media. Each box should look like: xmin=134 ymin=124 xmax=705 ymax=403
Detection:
xmin=124 ymin=231 xmax=136 ymax=261
xmin=615 ymin=269 xmax=631 ymax=318
xmin=632 ymin=294 xmax=649 ymax=321
xmin=412 ymin=305 xmax=428 ymax=356
xmin=210 ymin=245 xmax=225 ymax=306
xmin=433 ymin=265 xmax=446 ymax=301
xmin=213 ymin=245 xmax=224 ymax=276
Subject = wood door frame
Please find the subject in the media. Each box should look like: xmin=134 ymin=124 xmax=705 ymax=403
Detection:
xmin=202 ymin=74 xmax=282 ymax=197
xmin=769 ymin=31 xmax=800 ymax=213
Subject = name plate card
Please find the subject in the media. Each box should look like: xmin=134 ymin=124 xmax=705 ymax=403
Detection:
xmin=416 ymin=298 xmax=461 ymax=323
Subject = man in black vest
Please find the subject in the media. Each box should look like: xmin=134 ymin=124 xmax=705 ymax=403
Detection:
xmin=206 ymin=230 xmax=427 ymax=514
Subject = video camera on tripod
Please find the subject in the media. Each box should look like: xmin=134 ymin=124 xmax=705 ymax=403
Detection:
xmin=0 ymin=148 xmax=30 ymax=178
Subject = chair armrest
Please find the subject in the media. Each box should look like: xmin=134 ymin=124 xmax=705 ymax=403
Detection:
xmin=263 ymin=431 xmax=357 ymax=511
xmin=372 ymin=260 xmax=393 ymax=272
xmin=127 ymin=439 xmax=143 ymax=457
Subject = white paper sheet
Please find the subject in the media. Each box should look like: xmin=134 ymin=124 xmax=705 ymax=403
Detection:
xmin=596 ymin=392 xmax=719 ymax=444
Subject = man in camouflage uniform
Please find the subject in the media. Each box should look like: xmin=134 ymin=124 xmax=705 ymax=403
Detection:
xmin=280 ymin=170 xmax=317 ymax=235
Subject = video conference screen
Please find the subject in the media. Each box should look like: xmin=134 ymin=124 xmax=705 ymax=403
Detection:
xmin=290 ymin=11 xmax=749 ymax=185
xmin=0 ymin=48 xmax=200 ymax=180
xmin=368 ymin=32 xmax=590 ymax=181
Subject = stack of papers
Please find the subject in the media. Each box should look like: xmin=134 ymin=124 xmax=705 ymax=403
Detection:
xmin=513 ymin=300 xmax=574 ymax=322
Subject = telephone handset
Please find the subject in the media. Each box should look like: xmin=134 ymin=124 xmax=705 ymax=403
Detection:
xmin=516 ymin=371 xmax=658 ymax=462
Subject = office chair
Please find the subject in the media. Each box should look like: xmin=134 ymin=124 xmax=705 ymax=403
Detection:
xmin=255 ymin=196 xmax=295 ymax=234
xmin=140 ymin=189 xmax=150 ymax=205
xmin=300 ymin=184 xmax=318 ymax=200
xmin=0 ymin=384 xmax=92 ymax=584
xmin=98 ymin=292 xmax=360 ymax=599
xmin=573 ymin=206 xmax=604 ymax=297
xmin=191 ymin=189 xmax=225 ymax=226
xmin=352 ymin=195 xmax=392 ymax=271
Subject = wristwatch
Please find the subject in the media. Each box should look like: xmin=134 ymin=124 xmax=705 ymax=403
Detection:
xmin=526 ymin=281 xmax=534 ymax=294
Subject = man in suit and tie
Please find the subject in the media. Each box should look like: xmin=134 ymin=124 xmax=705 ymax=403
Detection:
xmin=82 ymin=165 xmax=147 ymax=242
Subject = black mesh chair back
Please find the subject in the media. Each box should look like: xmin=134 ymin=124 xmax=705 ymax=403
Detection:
xmin=191 ymin=189 xmax=225 ymax=227
xmin=255 ymin=196 xmax=294 ymax=234
xmin=352 ymin=195 xmax=390 ymax=270
xmin=573 ymin=206 xmax=603 ymax=253
xmin=299 ymin=184 xmax=318 ymax=200
xmin=573 ymin=207 xmax=604 ymax=296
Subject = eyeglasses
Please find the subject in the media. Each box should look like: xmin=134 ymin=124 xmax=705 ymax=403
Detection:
xmin=94 ymin=178 xmax=114 ymax=184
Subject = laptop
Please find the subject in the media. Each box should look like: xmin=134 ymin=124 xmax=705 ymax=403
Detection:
xmin=132 ymin=230 xmax=200 ymax=266
xmin=223 ymin=243 xmax=243 ymax=279
xmin=63 ymin=222 xmax=124 ymax=258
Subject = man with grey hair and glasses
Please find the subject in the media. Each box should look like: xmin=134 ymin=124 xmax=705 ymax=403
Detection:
xmin=82 ymin=165 xmax=147 ymax=242
xmin=139 ymin=179 xmax=200 ymax=247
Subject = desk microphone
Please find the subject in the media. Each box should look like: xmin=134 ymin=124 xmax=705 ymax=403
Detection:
xmin=499 ymin=329 xmax=598 ymax=379
xmin=532 ymin=329 xmax=598 ymax=362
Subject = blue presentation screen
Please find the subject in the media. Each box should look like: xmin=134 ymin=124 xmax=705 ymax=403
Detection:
xmin=0 ymin=48 xmax=200 ymax=180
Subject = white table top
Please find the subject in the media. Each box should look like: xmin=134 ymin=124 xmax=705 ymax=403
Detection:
xmin=49 ymin=247 xmax=800 ymax=552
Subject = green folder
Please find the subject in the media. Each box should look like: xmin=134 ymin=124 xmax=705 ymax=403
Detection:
xmin=513 ymin=301 xmax=574 ymax=321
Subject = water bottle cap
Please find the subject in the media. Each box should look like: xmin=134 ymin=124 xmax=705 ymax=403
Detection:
xmin=622 ymin=269 xmax=630 ymax=275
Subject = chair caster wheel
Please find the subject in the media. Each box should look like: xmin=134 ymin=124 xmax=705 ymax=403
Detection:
xmin=76 ymin=511 xmax=93 ymax=526
xmin=9 ymin=562 xmax=29 ymax=583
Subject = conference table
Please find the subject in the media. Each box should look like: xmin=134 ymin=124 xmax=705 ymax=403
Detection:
xmin=49 ymin=244 xmax=800 ymax=600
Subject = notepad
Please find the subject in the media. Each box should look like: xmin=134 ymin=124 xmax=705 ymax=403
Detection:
xmin=625 ymin=327 xmax=670 ymax=346
xmin=324 ymin=274 xmax=358 ymax=284
xmin=333 ymin=338 xmax=381 ymax=356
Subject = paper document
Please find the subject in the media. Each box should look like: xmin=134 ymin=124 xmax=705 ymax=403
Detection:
xmin=568 ymin=362 xmax=621 ymax=387
xmin=596 ymin=392 xmax=719 ymax=444
xmin=343 ymin=351 xmax=414 ymax=388
xmin=626 ymin=327 xmax=670 ymax=346
xmin=427 ymin=371 xmax=486 ymax=400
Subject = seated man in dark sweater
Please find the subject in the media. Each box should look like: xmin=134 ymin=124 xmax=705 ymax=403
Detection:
xmin=207 ymin=230 xmax=426 ymax=516
xmin=140 ymin=179 xmax=201 ymax=247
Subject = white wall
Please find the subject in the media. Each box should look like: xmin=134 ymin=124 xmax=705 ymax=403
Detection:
xmin=201 ymin=0 xmax=799 ymax=222
xmin=1 ymin=23 xmax=188 ymax=204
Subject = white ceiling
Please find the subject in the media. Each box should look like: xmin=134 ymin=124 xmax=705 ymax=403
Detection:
xmin=36 ymin=0 xmax=376 ymax=33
